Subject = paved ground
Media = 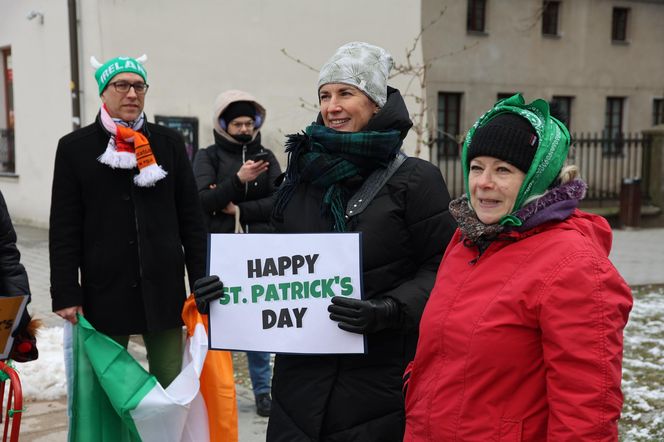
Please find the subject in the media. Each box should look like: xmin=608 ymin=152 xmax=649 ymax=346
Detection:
xmin=10 ymin=223 xmax=664 ymax=441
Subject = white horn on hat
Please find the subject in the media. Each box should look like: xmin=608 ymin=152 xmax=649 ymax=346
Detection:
xmin=90 ymin=56 xmax=103 ymax=69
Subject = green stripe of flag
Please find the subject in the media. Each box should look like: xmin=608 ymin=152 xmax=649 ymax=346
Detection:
xmin=69 ymin=315 xmax=157 ymax=442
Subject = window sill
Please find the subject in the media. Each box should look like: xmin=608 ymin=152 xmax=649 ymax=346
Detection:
xmin=466 ymin=30 xmax=489 ymax=37
xmin=611 ymin=39 xmax=630 ymax=46
xmin=0 ymin=173 xmax=19 ymax=179
xmin=542 ymin=33 xmax=561 ymax=40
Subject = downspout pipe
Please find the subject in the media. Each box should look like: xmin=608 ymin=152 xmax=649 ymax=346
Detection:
xmin=68 ymin=0 xmax=81 ymax=130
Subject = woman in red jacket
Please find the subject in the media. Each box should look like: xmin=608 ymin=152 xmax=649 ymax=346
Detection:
xmin=404 ymin=94 xmax=632 ymax=441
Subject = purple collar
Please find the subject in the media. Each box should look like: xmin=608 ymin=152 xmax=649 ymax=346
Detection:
xmin=514 ymin=180 xmax=587 ymax=231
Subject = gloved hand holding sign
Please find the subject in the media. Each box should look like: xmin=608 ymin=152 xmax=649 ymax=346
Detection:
xmin=328 ymin=296 xmax=400 ymax=334
xmin=193 ymin=275 xmax=224 ymax=315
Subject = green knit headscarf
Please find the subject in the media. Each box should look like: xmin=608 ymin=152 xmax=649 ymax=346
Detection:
xmin=461 ymin=94 xmax=571 ymax=226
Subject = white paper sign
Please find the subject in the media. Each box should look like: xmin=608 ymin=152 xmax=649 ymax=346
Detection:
xmin=208 ymin=233 xmax=365 ymax=354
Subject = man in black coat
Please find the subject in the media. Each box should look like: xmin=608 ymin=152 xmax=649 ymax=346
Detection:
xmin=49 ymin=55 xmax=207 ymax=387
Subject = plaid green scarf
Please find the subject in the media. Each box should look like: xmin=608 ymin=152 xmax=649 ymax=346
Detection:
xmin=273 ymin=124 xmax=403 ymax=231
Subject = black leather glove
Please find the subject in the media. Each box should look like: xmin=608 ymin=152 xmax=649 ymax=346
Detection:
xmin=193 ymin=275 xmax=224 ymax=314
xmin=328 ymin=296 xmax=400 ymax=334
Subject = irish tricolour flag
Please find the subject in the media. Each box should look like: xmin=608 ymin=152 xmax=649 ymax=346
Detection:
xmin=64 ymin=296 xmax=238 ymax=441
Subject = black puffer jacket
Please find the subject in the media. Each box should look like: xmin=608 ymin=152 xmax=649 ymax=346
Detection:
xmin=266 ymin=88 xmax=457 ymax=441
xmin=193 ymin=131 xmax=281 ymax=233
xmin=0 ymin=190 xmax=31 ymax=332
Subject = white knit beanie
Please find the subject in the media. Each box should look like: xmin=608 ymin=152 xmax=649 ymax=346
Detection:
xmin=317 ymin=42 xmax=393 ymax=107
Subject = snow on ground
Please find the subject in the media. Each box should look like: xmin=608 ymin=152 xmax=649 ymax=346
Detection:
xmin=10 ymin=288 xmax=664 ymax=440
xmin=13 ymin=326 xmax=66 ymax=400
xmin=620 ymin=287 xmax=664 ymax=441
xmin=14 ymin=325 xmax=148 ymax=401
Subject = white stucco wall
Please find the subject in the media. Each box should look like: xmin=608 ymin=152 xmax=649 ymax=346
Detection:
xmin=0 ymin=0 xmax=72 ymax=227
xmin=76 ymin=0 xmax=423 ymax=154
xmin=0 ymin=0 xmax=422 ymax=226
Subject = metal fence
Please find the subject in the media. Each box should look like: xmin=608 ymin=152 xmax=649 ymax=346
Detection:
xmin=432 ymin=132 xmax=652 ymax=205
xmin=571 ymin=132 xmax=650 ymax=203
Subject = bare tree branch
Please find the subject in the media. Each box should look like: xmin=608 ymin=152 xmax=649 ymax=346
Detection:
xmin=387 ymin=5 xmax=452 ymax=157
xmin=518 ymin=0 xmax=552 ymax=32
xmin=405 ymin=6 xmax=447 ymax=60
xmin=423 ymin=41 xmax=480 ymax=68
xmin=280 ymin=48 xmax=319 ymax=73
xmin=298 ymin=97 xmax=318 ymax=112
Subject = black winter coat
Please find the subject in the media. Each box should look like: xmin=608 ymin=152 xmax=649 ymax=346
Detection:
xmin=266 ymin=89 xmax=457 ymax=441
xmin=193 ymin=131 xmax=281 ymax=233
xmin=0 ymin=190 xmax=31 ymax=332
xmin=49 ymin=118 xmax=207 ymax=335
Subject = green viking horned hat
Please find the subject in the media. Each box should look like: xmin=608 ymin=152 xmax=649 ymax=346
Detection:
xmin=90 ymin=55 xmax=148 ymax=95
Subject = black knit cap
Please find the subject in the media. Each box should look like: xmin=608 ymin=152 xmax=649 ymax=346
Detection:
xmin=467 ymin=113 xmax=539 ymax=173
xmin=221 ymin=101 xmax=256 ymax=124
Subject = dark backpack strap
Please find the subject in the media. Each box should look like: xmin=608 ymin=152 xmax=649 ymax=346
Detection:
xmin=345 ymin=151 xmax=407 ymax=219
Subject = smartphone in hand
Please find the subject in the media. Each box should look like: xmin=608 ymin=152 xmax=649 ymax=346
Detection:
xmin=251 ymin=151 xmax=270 ymax=162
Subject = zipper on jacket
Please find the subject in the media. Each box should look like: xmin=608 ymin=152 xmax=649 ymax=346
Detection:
xmin=467 ymin=235 xmax=518 ymax=265
xmin=462 ymin=238 xmax=482 ymax=265
xmin=129 ymin=181 xmax=144 ymax=281
xmin=242 ymin=145 xmax=249 ymax=198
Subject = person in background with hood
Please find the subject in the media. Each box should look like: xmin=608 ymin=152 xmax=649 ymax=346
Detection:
xmin=403 ymin=94 xmax=633 ymax=441
xmin=265 ymin=42 xmax=456 ymax=441
xmin=194 ymin=90 xmax=281 ymax=235
xmin=193 ymin=90 xmax=281 ymax=417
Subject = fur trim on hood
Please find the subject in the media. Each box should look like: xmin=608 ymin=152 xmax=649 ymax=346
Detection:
xmin=212 ymin=89 xmax=267 ymax=144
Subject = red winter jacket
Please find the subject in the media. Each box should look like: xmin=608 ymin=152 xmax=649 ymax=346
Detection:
xmin=404 ymin=209 xmax=632 ymax=441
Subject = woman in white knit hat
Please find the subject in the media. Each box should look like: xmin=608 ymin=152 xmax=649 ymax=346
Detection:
xmin=263 ymin=42 xmax=457 ymax=441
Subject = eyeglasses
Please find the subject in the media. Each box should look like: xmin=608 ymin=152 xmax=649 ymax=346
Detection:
xmin=109 ymin=81 xmax=150 ymax=95
xmin=229 ymin=120 xmax=255 ymax=129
